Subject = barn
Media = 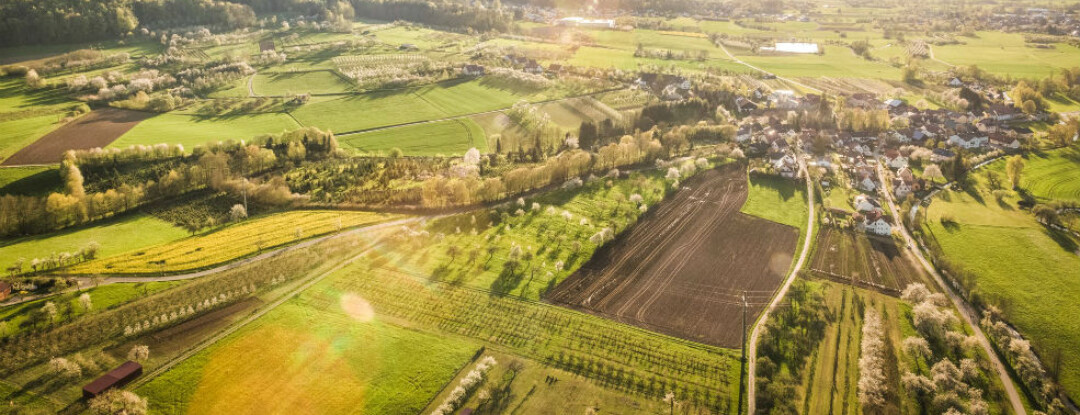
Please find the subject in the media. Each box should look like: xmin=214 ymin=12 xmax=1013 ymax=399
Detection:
xmin=82 ymin=361 xmax=142 ymax=399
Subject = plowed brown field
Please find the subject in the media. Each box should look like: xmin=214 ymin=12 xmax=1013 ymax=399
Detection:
xmin=2 ymin=108 xmax=153 ymax=165
xmin=547 ymin=164 xmax=799 ymax=348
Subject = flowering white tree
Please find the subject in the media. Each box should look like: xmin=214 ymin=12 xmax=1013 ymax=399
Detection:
xmin=89 ymin=389 xmax=148 ymax=415
xmin=858 ymin=309 xmax=888 ymax=409
xmin=78 ymin=293 xmax=93 ymax=312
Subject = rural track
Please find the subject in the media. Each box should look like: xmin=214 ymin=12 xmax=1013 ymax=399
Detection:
xmin=0 ymin=217 xmax=423 ymax=307
xmin=716 ymin=44 xmax=822 ymax=94
xmin=876 ymin=164 xmax=1027 ymax=415
xmin=745 ymin=159 xmax=814 ymax=415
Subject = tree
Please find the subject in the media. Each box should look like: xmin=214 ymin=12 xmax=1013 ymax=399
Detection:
xmin=1006 ymin=155 xmax=1024 ymax=189
xmin=902 ymin=336 xmax=932 ymax=360
xmin=447 ymin=245 xmax=460 ymax=263
xmin=79 ymin=293 xmax=93 ymax=311
xmin=229 ymin=204 xmax=248 ymax=222
xmin=48 ymin=357 xmax=81 ymax=379
xmin=41 ymin=301 xmax=58 ymax=322
xmin=1032 ymin=204 xmax=1058 ymax=225
xmin=25 ymin=69 xmax=45 ymax=88
xmin=1021 ymin=99 xmax=1037 ymax=114
xmin=922 ymin=164 xmax=943 ymax=183
xmin=858 ymin=309 xmax=888 ymax=409
xmin=127 ymin=345 xmax=150 ymax=362
xmin=89 ymin=389 xmax=148 ymax=415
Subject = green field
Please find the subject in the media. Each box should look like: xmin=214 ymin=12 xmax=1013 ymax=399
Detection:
xmin=0 ymin=213 xmax=186 ymax=274
xmin=999 ymin=147 xmax=1080 ymax=203
xmin=111 ymin=112 xmax=301 ymax=149
xmin=742 ymin=173 xmax=809 ymax=232
xmin=291 ymin=80 xmax=556 ymax=133
xmin=338 ymin=118 xmax=486 ymax=156
xmin=0 ymin=281 xmax=184 ymax=338
xmin=931 ymin=32 xmax=1080 ymax=79
xmin=252 ymin=70 xmax=353 ymax=96
xmin=924 ymin=171 xmax=1080 ymax=399
xmin=70 ymin=210 xmax=399 ymax=274
xmin=137 ymin=299 xmax=478 ymax=415
xmin=0 ymin=165 xmax=60 ymax=195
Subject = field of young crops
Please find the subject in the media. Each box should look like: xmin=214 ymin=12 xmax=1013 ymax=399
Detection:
xmin=69 ymin=210 xmax=401 ymax=274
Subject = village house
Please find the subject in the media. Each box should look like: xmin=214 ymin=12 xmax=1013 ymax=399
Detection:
xmin=853 ymin=194 xmax=882 ymax=213
xmin=462 ymin=64 xmax=485 ymax=76
xmin=947 ymin=134 xmax=989 ymax=149
xmin=858 ymin=211 xmax=893 ymax=235
xmin=932 ymin=148 xmax=956 ymax=163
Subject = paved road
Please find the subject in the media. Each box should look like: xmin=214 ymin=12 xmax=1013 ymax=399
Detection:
xmin=745 ymin=160 xmax=815 ymax=415
xmin=716 ymin=44 xmax=823 ymax=94
xmin=0 ymin=217 xmax=422 ymax=307
xmin=877 ymin=164 xmax=1026 ymax=415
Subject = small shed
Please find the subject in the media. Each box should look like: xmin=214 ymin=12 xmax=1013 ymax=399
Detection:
xmin=83 ymin=361 xmax=142 ymax=399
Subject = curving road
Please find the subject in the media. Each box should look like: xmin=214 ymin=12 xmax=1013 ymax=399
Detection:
xmin=876 ymin=164 xmax=1026 ymax=415
xmin=746 ymin=159 xmax=815 ymax=415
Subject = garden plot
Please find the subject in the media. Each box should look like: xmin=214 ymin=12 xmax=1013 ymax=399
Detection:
xmin=547 ymin=164 xmax=799 ymax=348
xmin=809 ymin=227 xmax=931 ymax=295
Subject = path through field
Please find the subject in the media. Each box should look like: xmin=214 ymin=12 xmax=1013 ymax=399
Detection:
xmin=746 ymin=159 xmax=814 ymax=415
xmin=716 ymin=44 xmax=822 ymax=94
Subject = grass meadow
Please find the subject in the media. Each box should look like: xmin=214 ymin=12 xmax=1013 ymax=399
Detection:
xmin=930 ymin=32 xmax=1080 ymax=79
xmin=923 ymin=164 xmax=1080 ymax=398
xmin=0 ymin=165 xmax=61 ymax=195
xmin=137 ymin=299 xmax=478 ymax=415
xmin=742 ymin=173 xmax=809 ymax=232
xmin=0 ymin=114 xmax=65 ymax=163
xmin=0 ymin=213 xmax=186 ymax=273
xmin=1004 ymin=147 xmax=1080 ymax=203
xmin=338 ymin=118 xmax=487 ymax=156
xmin=69 ymin=210 xmax=399 ymax=274
xmin=110 ymin=112 xmax=301 ymax=149
xmin=251 ymin=70 xmax=354 ymax=96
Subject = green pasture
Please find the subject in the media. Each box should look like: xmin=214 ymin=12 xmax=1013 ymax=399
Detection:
xmin=252 ymin=70 xmax=353 ymax=96
xmin=924 ymin=171 xmax=1080 ymax=399
xmin=0 ymin=213 xmax=187 ymax=273
xmin=291 ymin=80 xmax=550 ymax=133
xmin=111 ymin=112 xmax=300 ymax=149
xmin=930 ymin=31 xmax=1080 ymax=79
xmin=0 ymin=165 xmax=61 ymax=195
xmin=0 ymin=114 xmax=65 ymax=162
xmin=338 ymin=118 xmax=486 ymax=156
xmin=137 ymin=298 xmax=477 ymax=415
xmin=742 ymin=173 xmax=809 ymax=232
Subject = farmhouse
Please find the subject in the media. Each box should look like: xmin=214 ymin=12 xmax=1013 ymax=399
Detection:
xmin=858 ymin=211 xmax=893 ymax=236
xmin=462 ymin=64 xmax=485 ymax=76
xmin=83 ymin=361 xmax=142 ymax=399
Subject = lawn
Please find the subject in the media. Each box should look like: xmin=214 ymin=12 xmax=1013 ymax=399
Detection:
xmin=930 ymin=31 xmax=1080 ymax=79
xmin=251 ymin=70 xmax=353 ymax=96
xmin=110 ymin=112 xmax=301 ymax=149
xmin=0 ymin=213 xmax=186 ymax=274
xmin=924 ymin=179 xmax=1080 ymax=399
xmin=137 ymin=298 xmax=478 ymax=415
xmin=741 ymin=173 xmax=809 ymax=232
xmin=69 ymin=210 xmax=401 ymax=274
xmin=0 ymin=281 xmax=184 ymax=338
xmin=338 ymin=118 xmax=487 ymax=156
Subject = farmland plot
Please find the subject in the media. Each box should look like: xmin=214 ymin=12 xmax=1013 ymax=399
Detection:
xmin=2 ymin=108 xmax=153 ymax=165
xmin=809 ymin=227 xmax=931 ymax=295
xmin=547 ymin=165 xmax=799 ymax=348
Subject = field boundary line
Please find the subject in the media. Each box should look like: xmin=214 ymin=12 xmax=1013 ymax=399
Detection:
xmin=877 ymin=164 xmax=1026 ymax=415
xmin=745 ymin=159 xmax=815 ymax=414
xmin=716 ymin=44 xmax=822 ymax=94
